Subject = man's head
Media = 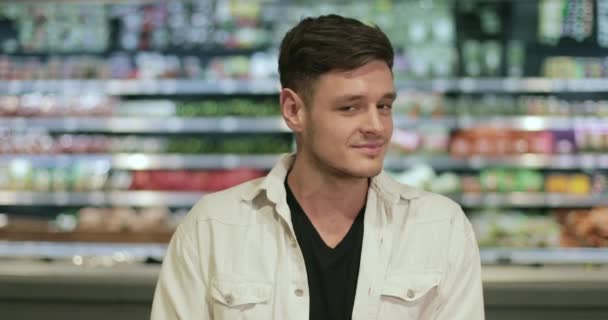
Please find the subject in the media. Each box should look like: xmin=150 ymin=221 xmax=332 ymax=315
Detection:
xmin=279 ymin=14 xmax=396 ymax=179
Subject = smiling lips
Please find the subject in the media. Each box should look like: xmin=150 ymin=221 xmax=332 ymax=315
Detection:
xmin=353 ymin=142 xmax=385 ymax=156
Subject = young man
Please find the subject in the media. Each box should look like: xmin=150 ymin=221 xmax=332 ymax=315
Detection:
xmin=151 ymin=14 xmax=484 ymax=320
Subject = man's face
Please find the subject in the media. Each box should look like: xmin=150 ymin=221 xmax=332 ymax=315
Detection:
xmin=300 ymin=60 xmax=395 ymax=178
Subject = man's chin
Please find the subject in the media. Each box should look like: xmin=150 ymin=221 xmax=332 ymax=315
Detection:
xmin=346 ymin=162 xmax=384 ymax=178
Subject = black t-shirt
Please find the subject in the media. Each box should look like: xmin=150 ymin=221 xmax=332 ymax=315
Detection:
xmin=285 ymin=180 xmax=365 ymax=320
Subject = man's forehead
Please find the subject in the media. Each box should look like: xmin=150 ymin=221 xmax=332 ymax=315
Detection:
xmin=323 ymin=60 xmax=392 ymax=79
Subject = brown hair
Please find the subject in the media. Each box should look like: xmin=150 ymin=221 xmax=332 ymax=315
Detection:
xmin=278 ymin=14 xmax=394 ymax=104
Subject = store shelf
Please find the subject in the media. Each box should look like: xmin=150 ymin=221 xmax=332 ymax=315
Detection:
xmin=6 ymin=78 xmax=608 ymax=95
xmin=457 ymin=116 xmax=607 ymax=130
xmin=0 ymin=241 xmax=167 ymax=260
xmin=1 ymin=116 xmax=605 ymax=134
xmin=0 ymin=117 xmax=289 ymax=133
xmin=385 ymin=154 xmax=608 ymax=170
xmin=1 ymin=241 xmax=607 ymax=265
xmin=397 ymin=77 xmax=608 ymax=93
xmin=0 ymin=191 xmax=204 ymax=207
xmin=452 ymin=193 xmax=608 ymax=208
xmin=0 ymin=229 xmax=172 ymax=244
xmin=0 ymin=154 xmax=282 ymax=169
xmin=1 ymin=190 xmax=606 ymax=208
xmin=480 ymin=248 xmax=608 ymax=265
xmin=3 ymin=153 xmax=607 ymax=170
xmin=0 ymin=79 xmax=280 ymax=95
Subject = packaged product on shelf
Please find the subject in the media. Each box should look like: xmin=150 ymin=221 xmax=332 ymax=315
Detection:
xmin=462 ymin=174 xmax=483 ymax=194
xmin=117 ymin=100 xmax=176 ymax=117
xmin=130 ymin=168 xmax=266 ymax=192
xmin=529 ymin=131 xmax=554 ymax=154
xmin=567 ymin=174 xmax=592 ymax=195
xmin=592 ymin=173 xmax=607 ymax=194
xmin=552 ymin=130 xmax=577 ymax=153
xmin=395 ymin=92 xmax=447 ymax=118
xmin=556 ymin=208 xmax=608 ymax=247
xmin=470 ymin=210 xmax=561 ymax=248
xmin=77 ymin=207 xmax=107 ymax=232
xmin=106 ymin=171 xmax=133 ymax=190
xmin=545 ymin=173 xmax=592 ymax=195
xmin=135 ymin=207 xmax=172 ymax=233
xmin=0 ymin=214 xmax=53 ymax=233
xmin=6 ymin=159 xmax=32 ymax=190
xmin=479 ymin=169 xmax=544 ymax=193
xmin=72 ymin=161 xmax=110 ymax=192
xmin=514 ymin=170 xmax=545 ymax=193
xmin=31 ymin=168 xmax=52 ymax=191
xmin=0 ymin=166 xmax=8 ymax=190
xmin=389 ymin=129 xmax=421 ymax=154
xmin=175 ymin=99 xmax=279 ymax=117
xmin=576 ymin=127 xmax=608 ymax=153
xmin=427 ymin=172 xmax=461 ymax=194
xmin=0 ymin=95 xmax=20 ymax=116
xmin=51 ymin=167 xmax=71 ymax=192
xmin=387 ymin=163 xmax=437 ymax=190
xmin=420 ymin=127 xmax=450 ymax=154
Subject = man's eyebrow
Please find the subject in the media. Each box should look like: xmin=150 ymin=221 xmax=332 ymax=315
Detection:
xmin=382 ymin=92 xmax=397 ymax=100
xmin=333 ymin=94 xmax=365 ymax=103
xmin=333 ymin=92 xmax=397 ymax=103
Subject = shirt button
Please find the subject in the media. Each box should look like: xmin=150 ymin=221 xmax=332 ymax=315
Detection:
xmin=407 ymin=289 xmax=415 ymax=299
xmin=294 ymin=288 xmax=304 ymax=297
xmin=224 ymin=294 xmax=234 ymax=305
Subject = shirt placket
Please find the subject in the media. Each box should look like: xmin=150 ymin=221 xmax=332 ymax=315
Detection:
xmin=352 ymin=193 xmax=402 ymax=320
xmin=276 ymin=200 xmax=310 ymax=320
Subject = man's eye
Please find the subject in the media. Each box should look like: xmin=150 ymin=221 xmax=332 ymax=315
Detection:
xmin=378 ymin=104 xmax=393 ymax=110
xmin=339 ymin=106 xmax=357 ymax=112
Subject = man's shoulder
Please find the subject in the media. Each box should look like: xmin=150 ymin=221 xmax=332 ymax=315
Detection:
xmin=379 ymin=172 xmax=464 ymax=222
xmin=186 ymin=176 xmax=266 ymax=220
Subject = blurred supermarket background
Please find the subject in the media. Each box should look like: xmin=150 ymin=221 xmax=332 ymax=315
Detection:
xmin=0 ymin=0 xmax=607 ymax=319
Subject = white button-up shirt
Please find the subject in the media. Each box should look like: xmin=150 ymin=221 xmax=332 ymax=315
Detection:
xmin=151 ymin=154 xmax=485 ymax=319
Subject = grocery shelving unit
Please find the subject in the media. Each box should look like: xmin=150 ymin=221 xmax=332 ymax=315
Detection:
xmin=2 ymin=190 xmax=607 ymax=208
xmin=0 ymin=0 xmax=607 ymax=266
xmin=2 ymin=2 xmax=608 ymax=320
xmin=2 ymin=153 xmax=608 ymax=171
xmin=6 ymin=77 xmax=608 ymax=95
xmin=2 ymin=240 xmax=608 ymax=265
xmin=2 ymin=115 xmax=605 ymax=132
xmin=0 ymin=117 xmax=290 ymax=133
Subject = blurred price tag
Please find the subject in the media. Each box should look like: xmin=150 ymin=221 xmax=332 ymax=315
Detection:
xmin=167 ymin=118 xmax=184 ymax=132
xmin=223 ymin=155 xmax=240 ymax=168
xmin=11 ymin=117 xmax=26 ymax=130
xmin=88 ymin=192 xmax=105 ymax=206
xmin=221 ymin=79 xmax=237 ymax=94
xmin=502 ymin=78 xmax=518 ymax=92
xmin=160 ymin=80 xmax=178 ymax=94
xmin=483 ymin=193 xmax=501 ymax=207
xmin=580 ymin=154 xmax=595 ymax=169
xmin=220 ymin=117 xmax=239 ymax=132
xmin=63 ymin=118 xmax=78 ymax=131
xmin=8 ymin=80 xmax=22 ymax=94
xmin=431 ymin=79 xmax=449 ymax=92
xmin=459 ymin=78 xmax=476 ymax=92
xmin=54 ymin=192 xmax=70 ymax=205
xmin=141 ymin=79 xmax=159 ymax=94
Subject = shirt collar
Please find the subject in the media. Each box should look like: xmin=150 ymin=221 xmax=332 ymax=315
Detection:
xmin=241 ymin=153 xmax=424 ymax=207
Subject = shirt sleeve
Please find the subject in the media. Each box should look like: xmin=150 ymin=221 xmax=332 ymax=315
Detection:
xmin=434 ymin=207 xmax=485 ymax=319
xmin=151 ymin=222 xmax=211 ymax=319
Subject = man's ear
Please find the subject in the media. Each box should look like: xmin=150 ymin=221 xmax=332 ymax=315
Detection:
xmin=280 ymin=88 xmax=306 ymax=133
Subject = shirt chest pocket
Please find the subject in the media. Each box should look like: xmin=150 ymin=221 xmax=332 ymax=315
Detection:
xmin=377 ymin=271 xmax=442 ymax=320
xmin=210 ymin=276 xmax=273 ymax=320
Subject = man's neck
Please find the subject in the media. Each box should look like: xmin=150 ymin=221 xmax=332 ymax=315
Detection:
xmin=286 ymin=153 xmax=369 ymax=220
